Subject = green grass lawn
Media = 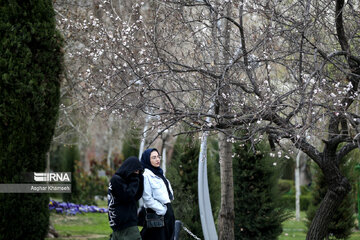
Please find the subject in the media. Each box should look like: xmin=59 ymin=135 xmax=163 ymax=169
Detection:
xmin=47 ymin=208 xmax=360 ymax=240
xmin=47 ymin=212 xmax=111 ymax=240
xmin=279 ymin=212 xmax=360 ymax=240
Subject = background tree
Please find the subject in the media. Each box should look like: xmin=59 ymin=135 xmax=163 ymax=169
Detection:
xmin=62 ymin=145 xmax=80 ymax=202
xmin=306 ymin=149 xmax=357 ymax=239
xmin=121 ymin=124 xmax=141 ymax=161
xmin=233 ymin=140 xmax=290 ymax=240
xmin=0 ymin=0 xmax=63 ymax=239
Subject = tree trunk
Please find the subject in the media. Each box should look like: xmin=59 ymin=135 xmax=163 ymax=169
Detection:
xmin=295 ymin=150 xmax=301 ymax=221
xmin=218 ymin=131 xmax=235 ymax=240
xmin=300 ymin=155 xmax=312 ymax=186
xmin=46 ymin=151 xmax=51 ymax=173
xmin=306 ymin=156 xmax=351 ymax=239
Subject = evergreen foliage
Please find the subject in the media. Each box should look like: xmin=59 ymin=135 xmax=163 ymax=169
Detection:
xmin=62 ymin=145 xmax=80 ymax=202
xmin=121 ymin=125 xmax=141 ymax=160
xmin=50 ymin=145 xmax=65 ymax=173
xmin=207 ymin=136 xmax=221 ymax=217
xmin=281 ymin=157 xmax=295 ymax=180
xmin=167 ymin=134 xmax=220 ymax=239
xmin=306 ymin=152 xmax=357 ymax=239
xmin=278 ymin=179 xmax=312 ymax=211
xmin=233 ymin=141 xmax=290 ymax=240
xmin=0 ymin=0 xmax=63 ymax=239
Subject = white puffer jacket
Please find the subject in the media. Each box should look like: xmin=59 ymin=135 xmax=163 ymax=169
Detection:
xmin=142 ymin=168 xmax=174 ymax=216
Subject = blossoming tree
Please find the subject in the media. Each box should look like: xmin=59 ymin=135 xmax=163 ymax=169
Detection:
xmin=55 ymin=0 xmax=360 ymax=239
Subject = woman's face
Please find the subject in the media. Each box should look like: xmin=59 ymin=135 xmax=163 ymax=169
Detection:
xmin=150 ymin=151 xmax=161 ymax=168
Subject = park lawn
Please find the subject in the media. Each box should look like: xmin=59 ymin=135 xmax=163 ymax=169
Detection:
xmin=279 ymin=212 xmax=360 ymax=240
xmin=47 ymin=208 xmax=360 ymax=240
xmin=47 ymin=212 xmax=111 ymax=240
xmin=45 ymin=198 xmax=112 ymax=239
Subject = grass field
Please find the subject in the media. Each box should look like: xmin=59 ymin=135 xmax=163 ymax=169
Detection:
xmin=279 ymin=212 xmax=360 ymax=240
xmin=47 ymin=208 xmax=360 ymax=240
xmin=47 ymin=199 xmax=111 ymax=240
xmin=48 ymin=212 xmax=111 ymax=240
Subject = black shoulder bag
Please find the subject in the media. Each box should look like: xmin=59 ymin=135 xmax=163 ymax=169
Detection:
xmin=145 ymin=209 xmax=164 ymax=228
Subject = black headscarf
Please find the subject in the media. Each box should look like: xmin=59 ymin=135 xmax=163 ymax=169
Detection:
xmin=140 ymin=148 xmax=173 ymax=200
xmin=116 ymin=156 xmax=143 ymax=180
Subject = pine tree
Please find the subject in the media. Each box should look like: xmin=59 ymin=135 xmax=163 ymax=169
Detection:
xmin=0 ymin=1 xmax=63 ymax=239
xmin=306 ymin=152 xmax=356 ymax=239
xmin=121 ymin=125 xmax=141 ymax=160
xmin=62 ymin=145 xmax=80 ymax=202
xmin=233 ymin=141 xmax=289 ymax=240
xmin=167 ymin=133 xmax=220 ymax=239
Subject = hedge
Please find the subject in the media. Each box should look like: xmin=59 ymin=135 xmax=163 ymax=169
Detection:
xmin=0 ymin=1 xmax=63 ymax=239
xmin=279 ymin=194 xmax=311 ymax=211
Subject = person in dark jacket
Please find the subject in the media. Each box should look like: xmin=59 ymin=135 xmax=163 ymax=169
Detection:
xmin=108 ymin=156 xmax=144 ymax=240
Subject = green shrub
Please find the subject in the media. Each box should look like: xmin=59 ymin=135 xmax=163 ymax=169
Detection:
xmin=62 ymin=145 xmax=80 ymax=202
xmin=121 ymin=125 xmax=141 ymax=161
xmin=278 ymin=179 xmax=312 ymax=211
xmin=0 ymin=0 xmax=63 ymax=239
xmin=233 ymin=141 xmax=290 ymax=240
xmin=71 ymin=159 xmax=112 ymax=205
xmin=280 ymin=156 xmax=295 ymax=180
xmin=279 ymin=194 xmax=311 ymax=211
xmin=278 ymin=179 xmax=294 ymax=195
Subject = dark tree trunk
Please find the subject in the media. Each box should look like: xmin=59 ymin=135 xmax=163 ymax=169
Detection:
xmin=218 ymin=131 xmax=235 ymax=240
xmin=306 ymin=152 xmax=351 ymax=240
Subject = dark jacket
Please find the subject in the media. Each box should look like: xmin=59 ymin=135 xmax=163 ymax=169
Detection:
xmin=108 ymin=156 xmax=144 ymax=231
